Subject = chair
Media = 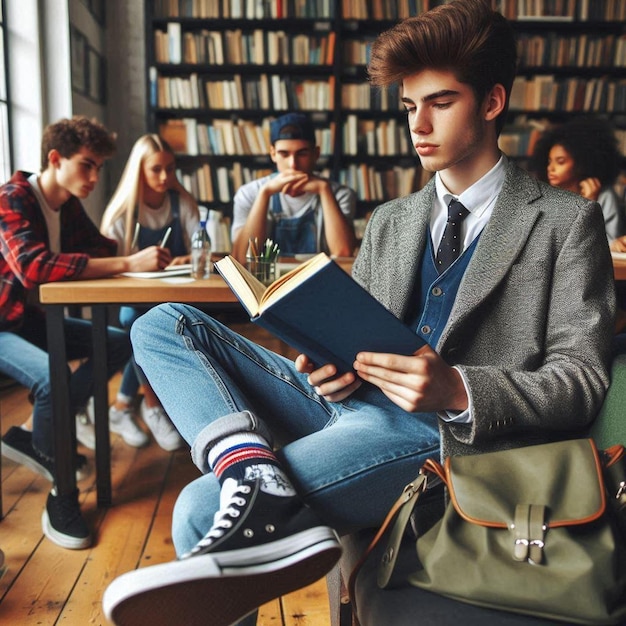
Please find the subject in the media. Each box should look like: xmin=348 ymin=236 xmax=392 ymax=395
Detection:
xmin=590 ymin=352 xmax=626 ymax=448
xmin=329 ymin=353 xmax=626 ymax=626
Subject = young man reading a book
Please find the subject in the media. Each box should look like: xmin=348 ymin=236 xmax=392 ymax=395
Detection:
xmin=230 ymin=112 xmax=357 ymax=261
xmin=0 ymin=116 xmax=172 ymax=550
xmin=103 ymin=2 xmax=614 ymax=624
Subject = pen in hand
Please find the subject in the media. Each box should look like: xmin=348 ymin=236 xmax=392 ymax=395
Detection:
xmin=131 ymin=222 xmax=140 ymax=250
xmin=159 ymin=226 xmax=172 ymax=249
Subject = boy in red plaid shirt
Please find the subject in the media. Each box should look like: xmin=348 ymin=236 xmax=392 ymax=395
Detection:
xmin=0 ymin=116 xmax=171 ymax=549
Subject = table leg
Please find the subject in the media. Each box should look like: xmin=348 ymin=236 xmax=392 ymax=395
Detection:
xmin=91 ymin=305 xmax=112 ymax=507
xmin=47 ymin=305 xmax=76 ymax=496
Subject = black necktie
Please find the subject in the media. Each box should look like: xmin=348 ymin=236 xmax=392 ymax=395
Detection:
xmin=436 ymin=199 xmax=470 ymax=274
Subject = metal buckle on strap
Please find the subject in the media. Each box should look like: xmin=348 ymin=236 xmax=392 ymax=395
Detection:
xmin=512 ymin=504 xmax=546 ymax=564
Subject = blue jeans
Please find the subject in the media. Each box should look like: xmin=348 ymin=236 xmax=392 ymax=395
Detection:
xmin=131 ymin=303 xmax=440 ymax=556
xmin=118 ymin=305 xmax=151 ymax=399
xmin=0 ymin=307 xmax=131 ymax=459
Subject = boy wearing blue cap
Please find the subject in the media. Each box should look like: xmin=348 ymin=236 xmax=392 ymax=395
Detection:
xmin=230 ymin=112 xmax=356 ymax=261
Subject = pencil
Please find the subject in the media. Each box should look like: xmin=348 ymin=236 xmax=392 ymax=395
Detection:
xmin=131 ymin=222 xmax=140 ymax=250
xmin=249 ymin=237 xmax=258 ymax=258
xmin=160 ymin=226 xmax=172 ymax=248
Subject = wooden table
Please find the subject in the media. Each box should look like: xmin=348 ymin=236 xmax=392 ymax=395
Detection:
xmin=40 ymin=274 xmax=241 ymax=506
xmin=613 ymin=255 xmax=626 ymax=281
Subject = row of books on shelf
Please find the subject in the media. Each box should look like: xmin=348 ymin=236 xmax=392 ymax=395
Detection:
xmin=176 ymin=159 xmax=429 ymax=207
xmin=338 ymin=164 xmax=431 ymax=203
xmin=341 ymin=0 xmax=432 ymax=19
xmin=160 ymin=114 xmax=414 ymax=159
xmin=341 ymin=82 xmax=401 ymax=112
xmin=161 ymin=31 xmax=626 ymax=70
xmin=343 ymin=32 xmax=625 ymax=68
xmin=177 ymin=162 xmax=333 ymax=204
xmin=153 ymin=74 xmax=626 ymax=117
xmin=498 ymin=0 xmax=626 ymax=21
xmin=498 ymin=121 xmax=545 ymax=158
xmin=343 ymin=115 xmax=411 ymax=157
xmin=153 ymin=0 xmax=624 ymax=21
xmin=516 ymin=33 xmax=625 ymax=68
xmin=498 ymin=119 xmax=626 ymax=158
xmin=160 ymin=113 xmax=626 ymax=163
xmin=160 ymin=117 xmax=335 ymax=156
xmin=509 ymin=75 xmax=626 ymax=113
xmin=157 ymin=24 xmax=335 ymax=65
xmin=153 ymin=0 xmax=335 ymax=19
xmin=153 ymin=71 xmax=335 ymax=111
xmin=342 ymin=38 xmax=376 ymax=66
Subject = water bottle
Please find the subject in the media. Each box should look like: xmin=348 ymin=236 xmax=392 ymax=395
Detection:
xmin=191 ymin=218 xmax=212 ymax=279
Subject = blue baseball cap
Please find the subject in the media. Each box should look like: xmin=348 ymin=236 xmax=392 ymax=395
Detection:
xmin=270 ymin=113 xmax=316 ymax=144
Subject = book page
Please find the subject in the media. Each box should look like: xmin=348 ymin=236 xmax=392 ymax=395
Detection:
xmin=215 ymin=256 xmax=267 ymax=315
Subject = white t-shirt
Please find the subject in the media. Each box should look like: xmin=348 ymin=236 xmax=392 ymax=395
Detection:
xmin=105 ymin=192 xmax=199 ymax=254
xmin=231 ymin=174 xmax=356 ymax=253
xmin=28 ymin=173 xmax=61 ymax=253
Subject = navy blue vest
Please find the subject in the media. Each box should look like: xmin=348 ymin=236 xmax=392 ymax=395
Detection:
xmin=406 ymin=231 xmax=480 ymax=349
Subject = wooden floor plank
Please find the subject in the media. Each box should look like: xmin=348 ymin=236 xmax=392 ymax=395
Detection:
xmin=282 ymin=578 xmax=333 ymax=626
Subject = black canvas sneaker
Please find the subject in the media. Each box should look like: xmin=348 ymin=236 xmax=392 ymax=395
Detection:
xmin=1 ymin=426 xmax=90 ymax=482
xmin=103 ymin=478 xmax=341 ymax=626
xmin=42 ymin=487 xmax=92 ymax=549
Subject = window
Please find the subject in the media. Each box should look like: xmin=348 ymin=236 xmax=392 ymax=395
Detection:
xmin=0 ymin=0 xmax=11 ymax=182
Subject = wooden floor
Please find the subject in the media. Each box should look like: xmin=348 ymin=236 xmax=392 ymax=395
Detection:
xmin=0 ymin=323 xmax=333 ymax=625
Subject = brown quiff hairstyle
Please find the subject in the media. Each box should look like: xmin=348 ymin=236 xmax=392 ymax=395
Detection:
xmin=41 ymin=115 xmax=117 ymax=170
xmin=368 ymin=0 xmax=517 ymax=135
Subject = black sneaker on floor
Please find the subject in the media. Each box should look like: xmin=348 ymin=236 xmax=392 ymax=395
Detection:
xmin=103 ymin=478 xmax=342 ymax=626
xmin=42 ymin=487 xmax=92 ymax=549
xmin=1 ymin=426 xmax=90 ymax=482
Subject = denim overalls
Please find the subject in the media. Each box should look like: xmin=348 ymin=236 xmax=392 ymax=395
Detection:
xmin=270 ymin=193 xmax=317 ymax=255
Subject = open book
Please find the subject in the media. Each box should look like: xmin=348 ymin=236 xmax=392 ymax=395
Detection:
xmin=215 ymin=253 xmax=425 ymax=373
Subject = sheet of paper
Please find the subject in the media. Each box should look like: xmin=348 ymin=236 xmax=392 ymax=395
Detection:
xmin=122 ymin=264 xmax=192 ymax=279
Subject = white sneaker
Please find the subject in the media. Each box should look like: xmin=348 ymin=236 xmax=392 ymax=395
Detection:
xmin=140 ymin=400 xmax=185 ymax=451
xmin=75 ymin=406 xmax=96 ymax=450
xmin=109 ymin=406 xmax=149 ymax=448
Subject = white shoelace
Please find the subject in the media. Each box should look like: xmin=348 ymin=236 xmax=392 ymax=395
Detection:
xmin=186 ymin=484 xmax=252 ymax=556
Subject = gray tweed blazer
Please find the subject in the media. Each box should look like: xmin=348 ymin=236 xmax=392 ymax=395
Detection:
xmin=353 ymin=161 xmax=615 ymax=460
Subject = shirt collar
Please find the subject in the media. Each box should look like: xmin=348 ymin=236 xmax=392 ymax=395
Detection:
xmin=435 ymin=154 xmax=508 ymax=217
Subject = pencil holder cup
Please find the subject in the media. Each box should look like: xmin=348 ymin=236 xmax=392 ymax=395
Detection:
xmin=247 ymin=258 xmax=277 ymax=286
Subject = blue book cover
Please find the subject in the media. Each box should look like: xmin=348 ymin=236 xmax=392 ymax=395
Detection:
xmin=215 ymin=253 xmax=424 ymax=374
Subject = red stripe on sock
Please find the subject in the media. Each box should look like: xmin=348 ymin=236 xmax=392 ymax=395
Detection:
xmin=213 ymin=447 xmax=277 ymax=478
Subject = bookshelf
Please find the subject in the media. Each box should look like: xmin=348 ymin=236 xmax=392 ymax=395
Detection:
xmin=145 ymin=0 xmax=626 ymax=218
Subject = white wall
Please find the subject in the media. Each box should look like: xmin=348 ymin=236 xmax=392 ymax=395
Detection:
xmin=104 ymin=1 xmax=147 ymax=191
xmin=5 ymin=0 xmax=45 ymax=172
xmin=41 ymin=0 xmax=72 ymax=124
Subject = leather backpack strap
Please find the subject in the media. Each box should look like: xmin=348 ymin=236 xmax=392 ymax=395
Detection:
xmin=347 ymin=473 xmax=429 ymax=619
xmin=603 ymin=445 xmax=626 ymax=535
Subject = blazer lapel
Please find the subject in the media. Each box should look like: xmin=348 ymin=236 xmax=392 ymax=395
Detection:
xmin=387 ymin=182 xmax=435 ymax=319
xmin=440 ymin=164 xmax=543 ymax=346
